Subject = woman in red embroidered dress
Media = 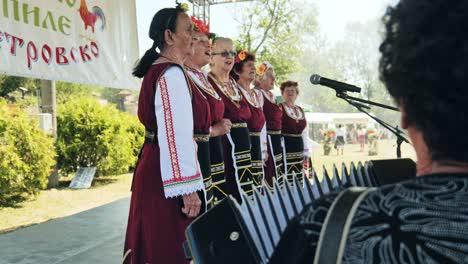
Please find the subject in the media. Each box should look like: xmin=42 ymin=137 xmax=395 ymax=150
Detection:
xmin=280 ymin=81 xmax=310 ymax=186
xmin=185 ymin=18 xmax=231 ymax=208
xmin=254 ymin=61 xmax=284 ymax=187
xmin=208 ymin=37 xmax=254 ymax=202
xmin=123 ymin=5 xmax=205 ymax=264
xmin=231 ymin=51 xmax=267 ymax=189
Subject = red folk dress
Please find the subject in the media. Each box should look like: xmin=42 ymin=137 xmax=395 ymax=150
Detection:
xmin=124 ymin=61 xmax=204 ymax=264
xmin=208 ymin=74 xmax=253 ymax=202
xmin=281 ymin=103 xmax=307 ymax=186
xmin=257 ymin=89 xmax=284 ymax=187
xmin=186 ymin=66 xmax=226 ymax=206
xmin=238 ymin=86 xmax=267 ymax=188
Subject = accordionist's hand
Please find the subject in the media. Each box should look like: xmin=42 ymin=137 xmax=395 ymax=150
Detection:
xmin=182 ymin=192 xmax=202 ymax=218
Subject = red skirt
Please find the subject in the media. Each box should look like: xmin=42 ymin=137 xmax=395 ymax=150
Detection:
xmin=359 ymin=135 xmax=365 ymax=143
xmin=124 ymin=143 xmax=191 ymax=264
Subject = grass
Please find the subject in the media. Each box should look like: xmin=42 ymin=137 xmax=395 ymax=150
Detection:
xmin=0 ymin=139 xmax=416 ymax=234
xmin=0 ymin=174 xmax=132 ymax=234
xmin=311 ymin=139 xmax=416 ymax=177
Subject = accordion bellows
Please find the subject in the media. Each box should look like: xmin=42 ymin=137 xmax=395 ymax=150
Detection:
xmin=185 ymin=159 xmax=416 ymax=264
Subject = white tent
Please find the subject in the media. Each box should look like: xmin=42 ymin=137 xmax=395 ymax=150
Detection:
xmin=305 ymin=112 xmax=373 ymax=125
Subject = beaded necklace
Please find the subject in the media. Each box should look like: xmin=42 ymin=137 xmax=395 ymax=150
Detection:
xmin=185 ymin=66 xmax=221 ymax=100
xmin=238 ymin=85 xmax=262 ymax=108
xmin=283 ymin=103 xmax=304 ymax=122
xmin=209 ymin=73 xmax=242 ymax=108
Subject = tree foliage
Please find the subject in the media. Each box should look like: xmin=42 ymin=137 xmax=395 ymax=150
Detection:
xmin=0 ymin=99 xmax=56 ymax=206
xmin=235 ymin=0 xmax=318 ymax=82
xmin=0 ymin=75 xmax=38 ymax=100
xmin=56 ymin=96 xmax=144 ymax=176
xmin=293 ymin=19 xmax=400 ymax=126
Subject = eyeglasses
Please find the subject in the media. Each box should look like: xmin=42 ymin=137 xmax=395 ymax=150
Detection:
xmin=212 ymin=51 xmax=237 ymax=58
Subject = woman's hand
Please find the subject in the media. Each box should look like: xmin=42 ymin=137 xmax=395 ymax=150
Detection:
xmin=262 ymin=150 xmax=269 ymax=166
xmin=210 ymin=119 xmax=232 ymax=137
xmin=182 ymin=192 xmax=202 ymax=218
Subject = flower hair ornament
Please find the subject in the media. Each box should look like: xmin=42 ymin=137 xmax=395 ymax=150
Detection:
xmin=256 ymin=61 xmax=273 ymax=76
xmin=191 ymin=16 xmax=210 ymax=36
xmin=176 ymin=1 xmax=190 ymax=12
xmin=235 ymin=50 xmax=249 ymax=63
xmin=208 ymin=33 xmax=217 ymax=46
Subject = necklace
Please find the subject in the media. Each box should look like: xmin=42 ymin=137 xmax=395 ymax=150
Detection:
xmin=185 ymin=66 xmax=221 ymax=100
xmin=283 ymin=103 xmax=304 ymax=121
xmin=259 ymin=89 xmax=282 ymax=111
xmin=239 ymin=85 xmax=261 ymax=108
xmin=209 ymin=73 xmax=242 ymax=108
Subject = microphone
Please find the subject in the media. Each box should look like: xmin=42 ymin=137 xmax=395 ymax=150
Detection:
xmin=310 ymin=74 xmax=361 ymax=93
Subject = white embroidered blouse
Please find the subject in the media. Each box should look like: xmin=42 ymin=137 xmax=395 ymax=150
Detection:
xmin=154 ymin=66 xmax=204 ymax=198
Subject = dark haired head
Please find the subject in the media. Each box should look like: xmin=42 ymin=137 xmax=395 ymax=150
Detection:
xmin=280 ymin=80 xmax=299 ymax=94
xmin=379 ymin=0 xmax=468 ymax=162
xmin=133 ymin=6 xmax=186 ymax=78
xmin=230 ymin=50 xmax=255 ymax=81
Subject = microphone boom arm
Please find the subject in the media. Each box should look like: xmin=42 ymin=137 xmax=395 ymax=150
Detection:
xmin=336 ymin=92 xmax=399 ymax=111
xmin=337 ymin=91 xmax=409 ymax=158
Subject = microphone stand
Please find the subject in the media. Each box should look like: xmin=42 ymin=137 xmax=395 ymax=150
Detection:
xmin=336 ymin=92 xmax=410 ymax=158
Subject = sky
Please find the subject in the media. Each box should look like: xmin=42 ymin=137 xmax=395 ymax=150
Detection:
xmin=135 ymin=0 xmax=394 ymax=56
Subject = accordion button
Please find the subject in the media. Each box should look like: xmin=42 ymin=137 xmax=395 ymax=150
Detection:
xmin=230 ymin=231 xmax=240 ymax=241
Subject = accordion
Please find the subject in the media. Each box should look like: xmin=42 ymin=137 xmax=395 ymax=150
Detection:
xmin=185 ymin=158 xmax=416 ymax=264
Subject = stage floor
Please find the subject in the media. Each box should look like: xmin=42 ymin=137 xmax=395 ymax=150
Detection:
xmin=0 ymin=198 xmax=130 ymax=264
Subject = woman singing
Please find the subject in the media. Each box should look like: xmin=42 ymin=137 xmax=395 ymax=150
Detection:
xmin=231 ymin=51 xmax=267 ymax=189
xmin=185 ymin=18 xmax=231 ymax=207
xmin=124 ymin=5 xmax=204 ymax=263
xmin=280 ymin=81 xmax=310 ymax=186
xmin=208 ymin=38 xmax=253 ymax=202
xmin=255 ymin=61 xmax=284 ymax=187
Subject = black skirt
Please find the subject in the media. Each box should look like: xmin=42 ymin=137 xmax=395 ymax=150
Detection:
xmin=222 ymin=126 xmax=253 ymax=203
xmin=209 ymin=136 xmax=226 ymax=205
xmin=282 ymin=135 xmax=305 ymax=186
xmin=196 ymin=140 xmax=213 ymax=211
xmin=265 ymin=133 xmax=284 ymax=188
xmin=335 ymin=135 xmax=345 ymax=146
xmin=250 ymin=134 xmax=264 ymax=188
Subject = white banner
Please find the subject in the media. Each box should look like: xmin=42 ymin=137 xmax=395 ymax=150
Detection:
xmin=0 ymin=0 xmax=140 ymax=89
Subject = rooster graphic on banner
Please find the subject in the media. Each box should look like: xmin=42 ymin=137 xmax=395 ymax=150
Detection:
xmin=79 ymin=0 xmax=106 ymax=33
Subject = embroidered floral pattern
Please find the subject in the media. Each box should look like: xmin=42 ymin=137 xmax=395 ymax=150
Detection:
xmin=159 ymin=77 xmax=182 ymax=180
xmin=209 ymin=75 xmax=242 ymax=107
xmin=186 ymin=67 xmax=221 ymax=100
xmin=239 ymin=86 xmax=262 ymax=108
xmin=283 ymin=103 xmax=304 ymax=120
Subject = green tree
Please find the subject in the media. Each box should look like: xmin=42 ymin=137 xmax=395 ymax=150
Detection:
xmin=56 ymin=96 xmax=144 ymax=176
xmin=235 ymin=0 xmax=318 ymax=82
xmin=0 ymin=99 xmax=56 ymax=205
xmin=0 ymin=75 xmax=38 ymax=99
xmin=292 ymin=19 xmax=400 ymax=127
xmin=56 ymin=81 xmax=101 ymax=103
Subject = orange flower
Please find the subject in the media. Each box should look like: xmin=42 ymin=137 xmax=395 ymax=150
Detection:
xmin=256 ymin=63 xmax=267 ymax=76
xmin=235 ymin=50 xmax=248 ymax=63
xmin=238 ymin=51 xmax=247 ymax=61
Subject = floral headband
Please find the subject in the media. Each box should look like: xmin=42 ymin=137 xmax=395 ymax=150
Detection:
xmin=235 ymin=50 xmax=250 ymax=63
xmin=190 ymin=16 xmax=210 ymax=36
xmin=176 ymin=1 xmax=189 ymax=12
xmin=256 ymin=61 xmax=273 ymax=76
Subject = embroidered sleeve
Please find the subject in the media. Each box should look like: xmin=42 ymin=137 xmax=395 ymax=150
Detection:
xmin=302 ymin=122 xmax=311 ymax=158
xmin=155 ymin=66 xmax=203 ymax=198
